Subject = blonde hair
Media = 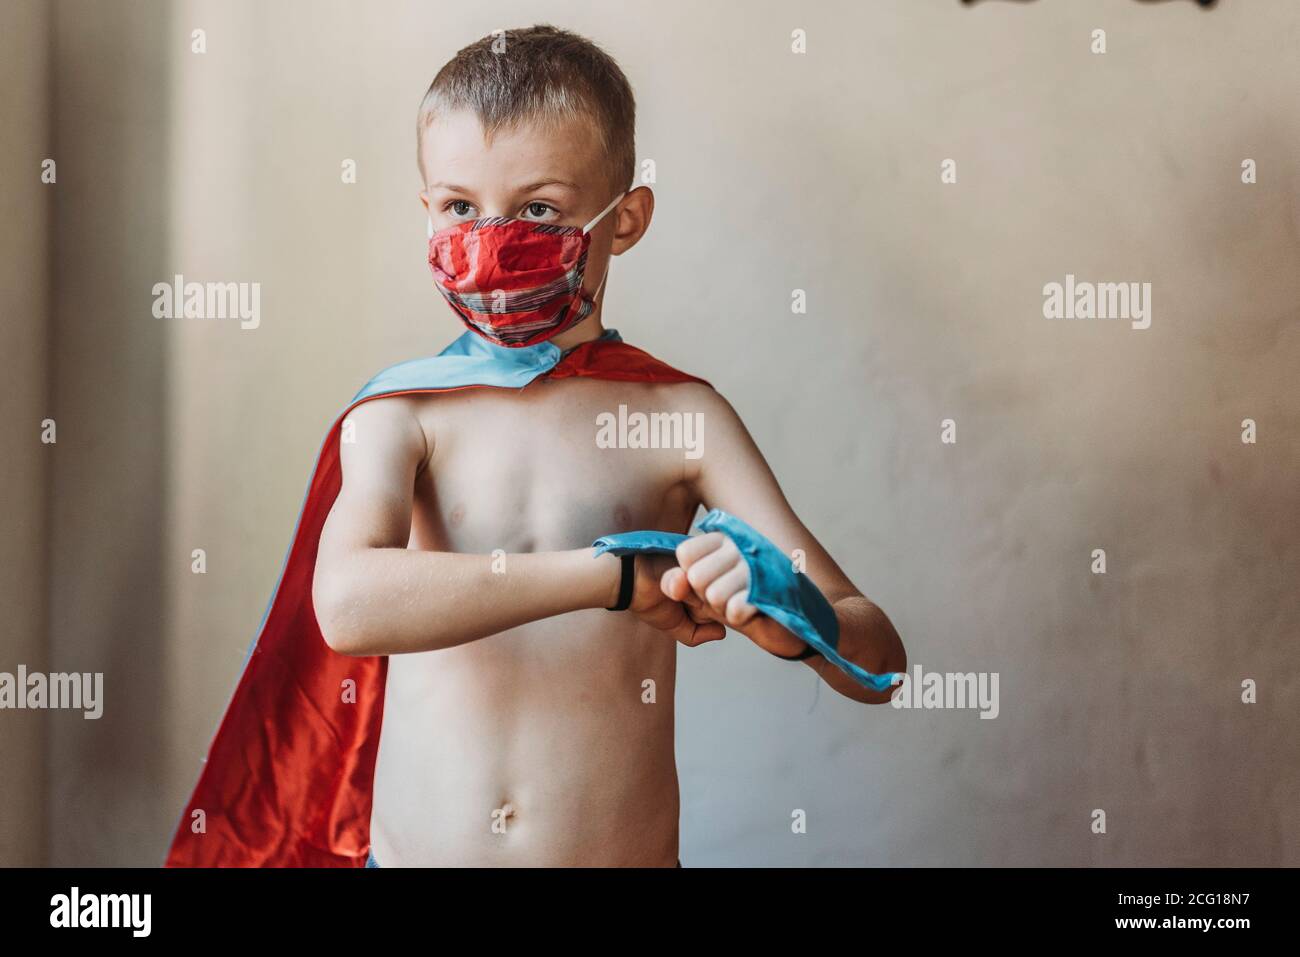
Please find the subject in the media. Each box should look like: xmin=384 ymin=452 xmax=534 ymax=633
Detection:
xmin=416 ymin=24 xmax=636 ymax=194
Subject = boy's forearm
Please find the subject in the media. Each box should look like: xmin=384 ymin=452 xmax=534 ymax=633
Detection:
xmin=811 ymin=596 xmax=906 ymax=704
xmin=314 ymin=546 xmax=623 ymax=656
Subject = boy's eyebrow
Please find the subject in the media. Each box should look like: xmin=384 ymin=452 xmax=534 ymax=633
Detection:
xmin=425 ymin=179 xmax=579 ymax=193
xmin=516 ymin=179 xmax=580 ymax=192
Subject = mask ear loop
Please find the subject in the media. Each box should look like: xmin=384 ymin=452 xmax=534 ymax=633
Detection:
xmin=591 ymin=259 xmax=612 ymax=301
xmin=581 ymin=191 xmax=626 ymax=304
xmin=582 ymin=191 xmax=627 ymax=234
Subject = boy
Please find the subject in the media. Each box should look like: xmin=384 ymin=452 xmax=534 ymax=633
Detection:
xmin=166 ymin=24 xmax=904 ymax=868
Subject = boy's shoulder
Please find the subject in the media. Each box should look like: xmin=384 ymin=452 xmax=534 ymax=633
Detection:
xmin=641 ymin=376 xmax=730 ymax=412
xmin=338 ymin=392 xmax=427 ymax=457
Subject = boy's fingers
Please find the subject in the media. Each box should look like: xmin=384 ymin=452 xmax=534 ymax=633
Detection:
xmin=680 ymin=583 xmax=723 ymax=624
xmin=724 ymin=589 xmax=758 ymax=628
xmin=658 ymin=597 xmax=724 ymax=646
xmin=675 ymin=531 xmax=727 ymax=570
xmin=635 ymin=578 xmax=725 ymax=645
xmin=678 ymin=618 xmax=725 ymax=646
xmin=659 ymin=565 xmax=690 ymax=602
xmin=664 ymin=567 xmax=722 ymax=621
xmin=684 ymin=543 xmax=737 ymax=598
xmin=684 ymin=602 xmax=714 ymax=625
xmin=704 ymin=565 xmax=749 ymax=618
xmin=646 ymin=546 xmax=733 ymax=641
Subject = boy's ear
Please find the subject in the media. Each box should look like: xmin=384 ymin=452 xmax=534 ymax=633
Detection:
xmin=418 ymin=189 xmax=431 ymax=214
xmin=611 ymin=186 xmax=654 ymax=256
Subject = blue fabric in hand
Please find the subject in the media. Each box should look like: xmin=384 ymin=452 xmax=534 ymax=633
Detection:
xmin=593 ymin=509 xmax=902 ymax=693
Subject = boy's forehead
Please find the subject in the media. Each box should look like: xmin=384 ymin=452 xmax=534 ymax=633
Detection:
xmin=421 ymin=108 xmax=606 ymax=192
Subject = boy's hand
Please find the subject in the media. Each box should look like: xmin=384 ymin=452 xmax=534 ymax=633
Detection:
xmin=626 ymin=553 xmax=726 ymax=647
xmin=661 ymin=533 xmax=811 ymax=659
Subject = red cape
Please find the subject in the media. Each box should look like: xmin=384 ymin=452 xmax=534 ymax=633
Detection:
xmin=165 ymin=336 xmax=708 ymax=866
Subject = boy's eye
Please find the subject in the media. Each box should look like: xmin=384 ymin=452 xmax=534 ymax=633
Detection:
xmin=521 ymin=202 xmax=557 ymax=221
xmin=446 ymin=200 xmax=476 ymax=218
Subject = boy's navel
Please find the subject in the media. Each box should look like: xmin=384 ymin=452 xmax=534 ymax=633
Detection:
xmin=491 ymin=801 xmax=517 ymax=835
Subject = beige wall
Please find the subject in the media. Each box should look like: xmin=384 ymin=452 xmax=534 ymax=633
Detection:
xmin=49 ymin=0 xmax=175 ymax=865
xmin=4 ymin=0 xmax=1297 ymax=866
xmin=0 ymin=0 xmax=52 ymax=868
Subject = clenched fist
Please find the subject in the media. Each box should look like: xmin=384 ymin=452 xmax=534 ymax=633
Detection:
xmin=626 ymin=552 xmax=725 ymax=647
xmin=631 ymin=533 xmax=811 ymax=658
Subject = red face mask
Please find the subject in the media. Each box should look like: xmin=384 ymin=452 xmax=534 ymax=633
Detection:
xmin=427 ymin=192 xmax=625 ymax=347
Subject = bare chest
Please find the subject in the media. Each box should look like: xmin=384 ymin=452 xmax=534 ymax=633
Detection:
xmin=407 ymin=379 xmax=699 ymax=554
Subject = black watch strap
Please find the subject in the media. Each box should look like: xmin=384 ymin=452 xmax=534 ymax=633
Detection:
xmin=773 ymin=642 xmax=821 ymax=661
xmin=606 ymin=554 xmax=636 ymax=611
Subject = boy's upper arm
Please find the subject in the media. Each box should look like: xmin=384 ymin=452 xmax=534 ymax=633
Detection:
xmin=318 ymin=397 xmax=428 ymax=557
xmin=686 ymin=386 xmax=861 ymax=605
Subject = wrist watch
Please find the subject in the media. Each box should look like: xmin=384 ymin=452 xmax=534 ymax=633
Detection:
xmin=771 ymin=642 xmax=821 ymax=661
xmin=605 ymin=553 xmax=636 ymax=611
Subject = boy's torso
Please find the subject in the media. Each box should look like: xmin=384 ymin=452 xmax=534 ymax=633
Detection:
xmin=368 ymin=375 xmax=702 ymax=866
